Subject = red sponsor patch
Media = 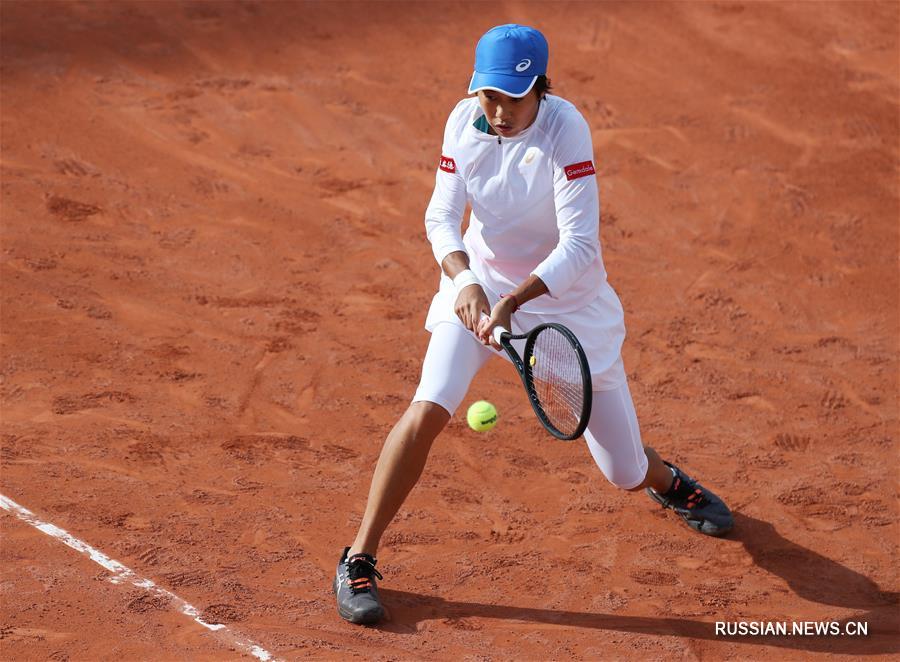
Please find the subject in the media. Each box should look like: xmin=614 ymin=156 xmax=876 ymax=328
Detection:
xmin=439 ymin=155 xmax=457 ymax=173
xmin=564 ymin=160 xmax=596 ymax=181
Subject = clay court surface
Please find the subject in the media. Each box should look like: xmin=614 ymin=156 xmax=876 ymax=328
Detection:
xmin=1 ymin=1 xmax=898 ymax=659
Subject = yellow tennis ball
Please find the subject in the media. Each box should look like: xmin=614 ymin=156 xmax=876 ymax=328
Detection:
xmin=529 ymin=355 xmax=536 ymax=367
xmin=467 ymin=400 xmax=498 ymax=432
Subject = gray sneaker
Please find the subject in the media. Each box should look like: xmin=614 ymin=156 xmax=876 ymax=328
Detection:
xmin=646 ymin=461 xmax=734 ymax=537
xmin=333 ymin=547 xmax=384 ymax=624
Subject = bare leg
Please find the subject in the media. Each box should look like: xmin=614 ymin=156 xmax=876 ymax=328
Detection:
xmin=626 ymin=446 xmax=674 ymax=493
xmin=349 ymin=401 xmax=450 ymax=557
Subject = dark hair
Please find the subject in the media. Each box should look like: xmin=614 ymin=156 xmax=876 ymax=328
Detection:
xmin=534 ymin=75 xmax=552 ymax=98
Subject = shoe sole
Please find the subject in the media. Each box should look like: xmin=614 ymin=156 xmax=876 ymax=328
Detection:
xmin=686 ymin=517 xmax=732 ymax=537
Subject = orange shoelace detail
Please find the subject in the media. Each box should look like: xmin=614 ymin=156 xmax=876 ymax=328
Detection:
xmin=347 ymin=554 xmax=383 ymax=595
xmin=666 ymin=474 xmax=708 ymax=509
xmin=685 ymin=488 xmax=704 ymax=509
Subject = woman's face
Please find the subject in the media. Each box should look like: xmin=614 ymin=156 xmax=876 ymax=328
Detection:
xmin=477 ymin=89 xmax=541 ymax=138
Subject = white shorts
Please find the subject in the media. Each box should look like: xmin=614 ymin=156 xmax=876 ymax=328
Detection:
xmin=423 ymin=274 xmax=628 ymax=391
xmin=412 ymin=321 xmax=648 ymax=490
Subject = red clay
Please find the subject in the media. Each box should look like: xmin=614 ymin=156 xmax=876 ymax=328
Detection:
xmin=2 ymin=1 xmax=898 ymax=659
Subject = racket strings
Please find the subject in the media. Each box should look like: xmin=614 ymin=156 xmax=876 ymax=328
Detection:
xmin=528 ymin=327 xmax=586 ymax=436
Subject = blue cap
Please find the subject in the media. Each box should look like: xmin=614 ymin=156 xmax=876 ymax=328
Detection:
xmin=468 ymin=24 xmax=549 ymax=98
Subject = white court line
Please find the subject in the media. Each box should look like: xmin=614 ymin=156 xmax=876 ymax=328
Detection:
xmin=1 ymin=493 xmax=277 ymax=662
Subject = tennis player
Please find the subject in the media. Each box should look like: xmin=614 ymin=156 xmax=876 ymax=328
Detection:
xmin=334 ymin=24 xmax=733 ymax=625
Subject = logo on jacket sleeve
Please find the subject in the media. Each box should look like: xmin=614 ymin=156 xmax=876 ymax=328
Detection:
xmin=564 ymin=160 xmax=596 ymax=181
xmin=439 ymin=155 xmax=457 ymax=173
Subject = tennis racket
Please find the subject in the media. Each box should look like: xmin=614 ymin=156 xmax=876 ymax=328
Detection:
xmin=490 ymin=321 xmax=592 ymax=440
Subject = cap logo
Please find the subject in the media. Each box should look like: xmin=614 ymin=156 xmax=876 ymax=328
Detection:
xmin=515 ymin=58 xmax=532 ymax=72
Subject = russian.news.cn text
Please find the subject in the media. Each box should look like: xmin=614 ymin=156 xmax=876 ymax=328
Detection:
xmin=715 ymin=621 xmax=868 ymax=637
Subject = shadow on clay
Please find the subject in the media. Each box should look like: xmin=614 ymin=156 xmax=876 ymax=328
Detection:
xmin=375 ymin=513 xmax=898 ymax=655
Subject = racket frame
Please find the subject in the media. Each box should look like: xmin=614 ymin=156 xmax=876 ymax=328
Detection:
xmin=492 ymin=323 xmax=592 ymax=440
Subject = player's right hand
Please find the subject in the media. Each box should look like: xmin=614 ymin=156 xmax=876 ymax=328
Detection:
xmin=454 ymin=285 xmax=490 ymax=334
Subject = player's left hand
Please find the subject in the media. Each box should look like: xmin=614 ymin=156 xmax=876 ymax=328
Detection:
xmin=477 ymin=298 xmax=515 ymax=349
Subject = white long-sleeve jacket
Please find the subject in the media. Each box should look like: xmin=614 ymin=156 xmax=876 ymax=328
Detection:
xmin=424 ymin=94 xmax=612 ymax=314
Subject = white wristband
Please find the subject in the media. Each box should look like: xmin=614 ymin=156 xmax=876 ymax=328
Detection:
xmin=452 ymin=269 xmax=481 ymax=293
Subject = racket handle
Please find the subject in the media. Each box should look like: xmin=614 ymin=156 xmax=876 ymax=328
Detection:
xmin=492 ymin=325 xmax=509 ymax=345
xmin=478 ymin=313 xmax=509 ymax=344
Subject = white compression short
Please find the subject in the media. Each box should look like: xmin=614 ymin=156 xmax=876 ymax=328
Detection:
xmin=412 ymin=321 xmax=649 ymax=490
